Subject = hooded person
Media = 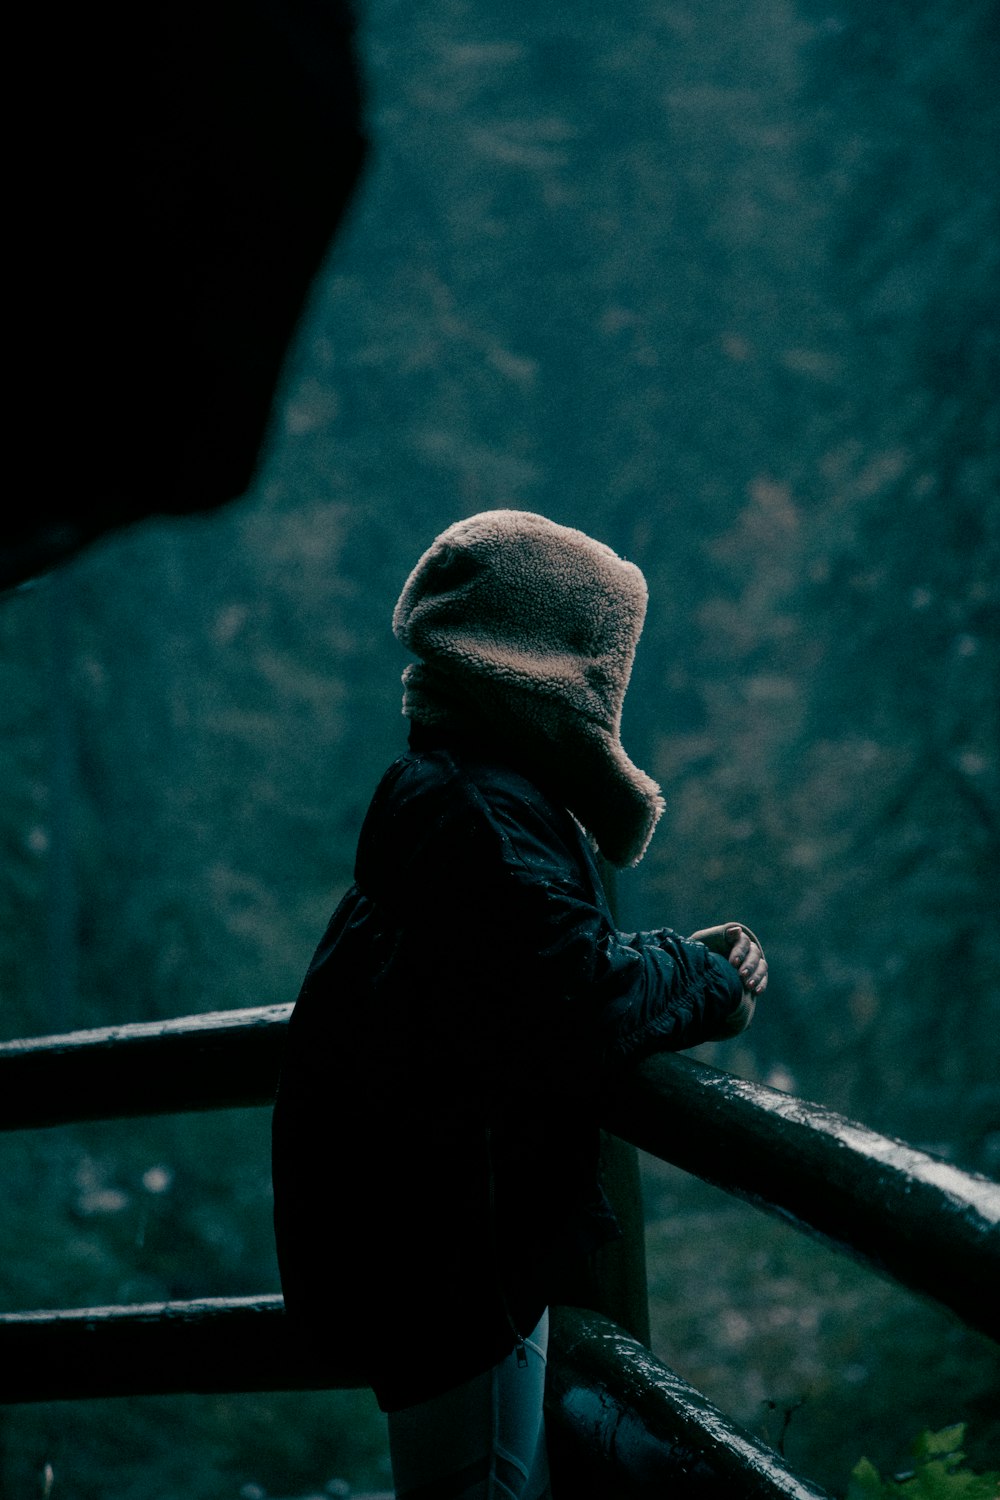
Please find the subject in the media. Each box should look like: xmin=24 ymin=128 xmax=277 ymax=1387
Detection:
xmin=271 ymin=510 xmax=767 ymax=1499
xmin=392 ymin=508 xmax=663 ymax=868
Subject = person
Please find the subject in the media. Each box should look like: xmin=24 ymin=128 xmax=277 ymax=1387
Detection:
xmin=271 ymin=509 xmax=767 ymax=1499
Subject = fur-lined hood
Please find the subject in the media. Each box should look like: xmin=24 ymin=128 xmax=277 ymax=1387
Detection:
xmin=392 ymin=509 xmax=663 ymax=867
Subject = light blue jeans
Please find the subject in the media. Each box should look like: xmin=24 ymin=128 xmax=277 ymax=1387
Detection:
xmin=387 ymin=1310 xmax=551 ymax=1500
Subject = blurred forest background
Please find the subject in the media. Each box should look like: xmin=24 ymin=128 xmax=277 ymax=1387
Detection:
xmin=2 ymin=0 xmax=998 ymax=1495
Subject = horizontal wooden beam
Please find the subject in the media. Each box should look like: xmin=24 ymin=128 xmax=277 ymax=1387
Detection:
xmin=0 ymin=1295 xmax=360 ymax=1404
xmin=0 ymin=1296 xmax=830 ymax=1498
xmin=0 ymin=1004 xmax=290 ymax=1129
xmin=547 ymin=1306 xmax=831 ymax=1500
xmin=602 ymin=1053 xmax=1000 ymax=1343
xmin=2 ymin=1008 xmax=997 ymax=1339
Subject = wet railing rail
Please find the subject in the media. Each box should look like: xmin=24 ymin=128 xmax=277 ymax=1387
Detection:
xmin=2 ymin=1004 xmax=997 ymax=1339
xmin=0 ymin=1003 xmax=291 ymax=1129
xmin=546 ymin=1306 xmax=831 ymax=1499
xmin=0 ymin=1298 xmax=830 ymax=1498
xmin=602 ymin=1052 xmax=1000 ymax=1342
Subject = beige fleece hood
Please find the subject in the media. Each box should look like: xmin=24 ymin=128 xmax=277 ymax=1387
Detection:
xmin=392 ymin=509 xmax=663 ymax=867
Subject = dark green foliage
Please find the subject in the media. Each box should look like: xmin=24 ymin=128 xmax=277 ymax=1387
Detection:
xmin=848 ymin=1424 xmax=1000 ymax=1499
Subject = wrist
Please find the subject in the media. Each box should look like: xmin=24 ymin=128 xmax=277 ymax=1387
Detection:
xmin=715 ymin=989 xmax=756 ymax=1039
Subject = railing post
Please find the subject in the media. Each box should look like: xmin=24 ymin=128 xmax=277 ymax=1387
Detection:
xmin=549 ymin=1129 xmax=651 ymax=1347
xmin=546 ymin=861 xmax=652 ymax=1495
xmin=549 ymin=857 xmax=650 ymax=1345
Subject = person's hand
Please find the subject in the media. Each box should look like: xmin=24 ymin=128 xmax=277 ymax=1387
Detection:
xmin=688 ymin=922 xmax=767 ymax=1039
xmin=724 ymin=924 xmax=767 ymax=995
xmin=688 ymin=923 xmax=768 ymax=996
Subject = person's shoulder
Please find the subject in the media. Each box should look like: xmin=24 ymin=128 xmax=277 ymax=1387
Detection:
xmin=363 ymin=735 xmax=595 ymax=884
xmin=359 ymin=742 xmax=506 ymax=844
xmin=398 ymin=735 xmax=576 ymax=833
xmin=402 ymin=740 xmax=557 ymax=821
xmin=358 ymin=739 xmax=602 ymax=911
xmin=437 ymin=743 xmax=594 ymax=880
xmin=367 ymin=743 xmax=512 ymax=825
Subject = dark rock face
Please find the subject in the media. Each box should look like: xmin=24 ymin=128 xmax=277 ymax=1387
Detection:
xmin=4 ymin=0 xmax=368 ymax=591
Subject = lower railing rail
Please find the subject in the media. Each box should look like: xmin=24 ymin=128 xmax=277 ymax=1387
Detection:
xmin=547 ymin=1307 xmax=831 ymax=1499
xmin=0 ymin=1296 xmax=831 ymax=1498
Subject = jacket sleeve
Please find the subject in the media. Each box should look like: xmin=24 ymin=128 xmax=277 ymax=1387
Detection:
xmin=595 ymin=924 xmax=747 ymax=1061
xmin=384 ymin=759 xmax=746 ymax=1081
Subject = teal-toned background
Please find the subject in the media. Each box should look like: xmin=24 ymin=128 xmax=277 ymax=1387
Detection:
xmin=2 ymin=0 xmax=997 ymax=1493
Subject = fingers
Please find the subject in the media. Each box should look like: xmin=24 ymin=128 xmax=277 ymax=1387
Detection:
xmin=740 ymin=948 xmax=767 ymax=993
xmin=726 ymin=926 xmax=768 ymax=994
xmin=747 ymin=962 xmax=768 ymax=994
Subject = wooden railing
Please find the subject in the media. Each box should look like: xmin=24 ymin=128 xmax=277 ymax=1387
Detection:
xmin=2 ymin=1006 xmax=998 ymax=1497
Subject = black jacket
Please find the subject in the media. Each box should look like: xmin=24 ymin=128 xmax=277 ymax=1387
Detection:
xmin=271 ymin=727 xmax=743 ymax=1411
